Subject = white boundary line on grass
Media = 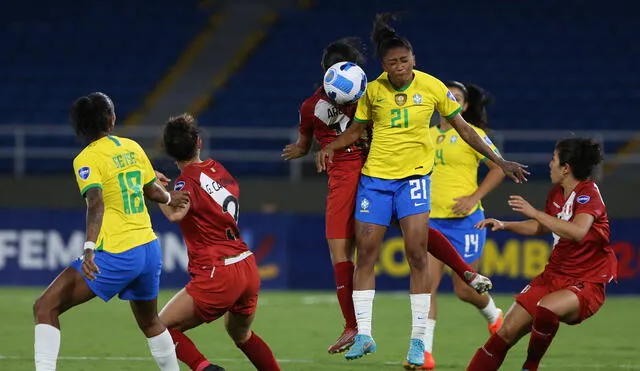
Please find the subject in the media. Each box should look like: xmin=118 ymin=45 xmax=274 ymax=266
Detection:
xmin=1 ymin=355 xmax=638 ymax=369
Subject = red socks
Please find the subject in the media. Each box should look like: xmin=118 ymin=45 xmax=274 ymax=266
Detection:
xmin=428 ymin=227 xmax=474 ymax=279
xmin=237 ymin=331 xmax=281 ymax=371
xmin=467 ymin=333 xmax=510 ymax=371
xmin=333 ymin=261 xmax=357 ymax=328
xmin=522 ymin=306 xmax=560 ymax=371
xmin=168 ymin=328 xmax=211 ymax=371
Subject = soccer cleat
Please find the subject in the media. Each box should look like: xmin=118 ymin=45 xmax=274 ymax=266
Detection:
xmin=464 ymin=271 xmax=493 ymax=294
xmin=344 ymin=334 xmax=377 ymax=360
xmin=403 ymin=351 xmax=435 ymax=370
xmin=203 ymin=364 xmax=225 ymax=371
xmin=403 ymin=338 xmax=425 ymax=369
xmin=328 ymin=327 xmax=358 ymax=354
xmin=488 ymin=309 xmax=504 ymax=335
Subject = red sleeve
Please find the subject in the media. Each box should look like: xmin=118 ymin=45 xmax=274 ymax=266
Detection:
xmin=574 ymin=184 xmax=605 ymax=219
xmin=298 ymin=99 xmax=315 ymax=136
xmin=174 ymin=174 xmax=199 ymax=203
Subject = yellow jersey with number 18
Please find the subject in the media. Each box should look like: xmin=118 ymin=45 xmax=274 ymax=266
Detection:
xmin=73 ymin=135 xmax=157 ymax=253
xmin=430 ymin=125 xmax=501 ymax=219
xmin=353 ymin=70 xmax=461 ymax=180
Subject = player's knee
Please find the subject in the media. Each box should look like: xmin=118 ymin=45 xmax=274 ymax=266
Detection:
xmin=354 ymin=245 xmax=377 ymax=267
xmin=405 ymin=245 xmax=428 ymax=270
xmin=33 ymin=295 xmax=56 ymax=320
xmin=226 ymin=324 xmax=251 ymax=344
xmin=137 ymin=315 xmax=165 ymax=337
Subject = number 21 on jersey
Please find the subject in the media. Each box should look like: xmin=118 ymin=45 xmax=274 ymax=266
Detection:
xmin=390 ymin=108 xmax=409 ymax=128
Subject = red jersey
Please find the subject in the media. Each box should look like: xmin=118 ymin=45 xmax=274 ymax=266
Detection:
xmin=299 ymin=88 xmax=367 ymax=163
xmin=544 ymin=180 xmax=616 ymax=283
xmin=174 ymin=159 xmax=249 ymax=274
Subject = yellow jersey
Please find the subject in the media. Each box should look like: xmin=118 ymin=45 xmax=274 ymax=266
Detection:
xmin=430 ymin=125 xmax=500 ymax=219
xmin=73 ymin=135 xmax=157 ymax=253
xmin=354 ymin=70 xmax=461 ymax=179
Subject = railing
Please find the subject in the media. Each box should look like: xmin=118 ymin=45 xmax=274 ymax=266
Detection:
xmin=0 ymin=125 xmax=638 ymax=180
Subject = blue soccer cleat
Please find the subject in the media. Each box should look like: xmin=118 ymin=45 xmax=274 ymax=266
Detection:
xmin=344 ymin=334 xmax=377 ymax=360
xmin=404 ymin=338 xmax=425 ymax=369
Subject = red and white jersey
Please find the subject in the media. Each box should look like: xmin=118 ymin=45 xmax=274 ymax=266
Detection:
xmin=544 ymin=180 xmax=616 ymax=283
xmin=174 ymin=159 xmax=249 ymax=274
xmin=298 ymin=88 xmax=367 ymax=163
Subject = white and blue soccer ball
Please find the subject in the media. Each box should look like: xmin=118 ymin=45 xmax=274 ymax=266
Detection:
xmin=323 ymin=62 xmax=367 ymax=105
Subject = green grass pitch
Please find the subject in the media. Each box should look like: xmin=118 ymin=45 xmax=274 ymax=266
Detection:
xmin=1 ymin=288 xmax=638 ymax=370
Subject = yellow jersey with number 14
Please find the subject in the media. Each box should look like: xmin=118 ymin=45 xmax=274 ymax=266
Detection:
xmin=73 ymin=135 xmax=157 ymax=253
xmin=353 ymin=70 xmax=461 ymax=179
xmin=430 ymin=125 xmax=500 ymax=219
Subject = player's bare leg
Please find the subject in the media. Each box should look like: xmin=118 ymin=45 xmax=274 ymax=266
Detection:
xmin=400 ymin=213 xmax=431 ymax=369
xmin=225 ymin=311 xmax=281 ymax=370
xmin=130 ymin=298 xmax=180 ymax=371
xmin=521 ymin=289 xmax=581 ymax=371
xmin=468 ymin=302 xmax=532 ymax=371
xmin=452 ymin=261 xmax=503 ymax=334
xmin=327 ymin=238 xmax=358 ymax=353
xmin=159 ymin=289 xmax=223 ymax=371
xmin=33 ymin=268 xmax=96 ymax=371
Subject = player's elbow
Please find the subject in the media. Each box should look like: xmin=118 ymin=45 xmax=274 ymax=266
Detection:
xmin=569 ymin=228 xmax=589 ymax=242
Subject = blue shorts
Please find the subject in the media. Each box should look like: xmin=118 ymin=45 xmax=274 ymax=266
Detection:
xmin=430 ymin=208 xmax=487 ymax=264
xmin=70 ymin=239 xmax=162 ymax=302
xmin=355 ymin=174 xmax=431 ymax=226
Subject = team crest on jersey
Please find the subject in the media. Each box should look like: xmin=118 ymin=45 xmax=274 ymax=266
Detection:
xmin=174 ymin=181 xmax=185 ymax=191
xmin=360 ymin=198 xmax=370 ymax=212
xmin=437 ymin=135 xmax=445 ymax=144
xmin=450 ymin=136 xmax=458 ymax=143
xmin=395 ymin=93 xmax=407 ymax=106
xmin=413 ymin=94 xmax=422 ymax=104
xmin=447 ymin=90 xmax=457 ymax=102
xmin=577 ymin=195 xmax=591 ymax=204
xmin=78 ymin=166 xmax=90 ymax=180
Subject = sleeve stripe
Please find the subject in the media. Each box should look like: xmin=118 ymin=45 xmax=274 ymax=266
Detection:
xmin=80 ymin=183 xmax=102 ymax=196
xmin=144 ymin=177 xmax=157 ymax=186
xmin=443 ymin=106 xmax=462 ymax=119
xmin=354 ymin=117 xmax=371 ymax=123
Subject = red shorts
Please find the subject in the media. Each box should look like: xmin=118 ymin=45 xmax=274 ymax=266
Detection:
xmin=515 ymin=270 xmax=606 ymax=325
xmin=186 ymin=254 xmax=260 ymax=323
xmin=326 ymin=159 xmax=363 ymax=239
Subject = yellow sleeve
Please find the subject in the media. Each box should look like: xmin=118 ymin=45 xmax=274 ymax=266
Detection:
xmin=353 ymin=84 xmax=373 ymax=123
xmin=137 ymin=145 xmax=157 ymax=186
xmin=73 ymin=151 xmax=103 ymax=197
xmin=473 ymin=127 xmax=501 ymax=161
xmin=435 ymin=78 xmax=462 ymax=119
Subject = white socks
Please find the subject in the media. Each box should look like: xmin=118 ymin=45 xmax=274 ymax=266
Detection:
xmin=410 ymin=293 xmax=431 ymax=340
xmin=424 ymin=319 xmax=436 ymax=352
xmin=480 ymin=296 xmax=500 ymax=324
xmin=147 ymin=329 xmax=180 ymax=371
xmin=35 ymin=324 xmax=61 ymax=371
xmin=353 ymin=290 xmax=375 ymax=336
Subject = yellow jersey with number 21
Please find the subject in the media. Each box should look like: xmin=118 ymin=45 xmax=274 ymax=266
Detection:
xmin=353 ymin=70 xmax=461 ymax=180
xmin=73 ymin=135 xmax=157 ymax=253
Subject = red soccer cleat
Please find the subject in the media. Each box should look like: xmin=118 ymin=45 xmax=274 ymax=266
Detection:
xmin=488 ymin=309 xmax=504 ymax=335
xmin=327 ymin=327 xmax=357 ymax=354
xmin=402 ymin=351 xmax=436 ymax=370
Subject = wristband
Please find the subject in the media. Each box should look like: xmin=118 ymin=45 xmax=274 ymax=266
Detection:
xmin=165 ymin=191 xmax=172 ymax=205
xmin=84 ymin=241 xmax=96 ymax=250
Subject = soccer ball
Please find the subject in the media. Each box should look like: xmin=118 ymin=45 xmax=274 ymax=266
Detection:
xmin=323 ymin=62 xmax=367 ymax=105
